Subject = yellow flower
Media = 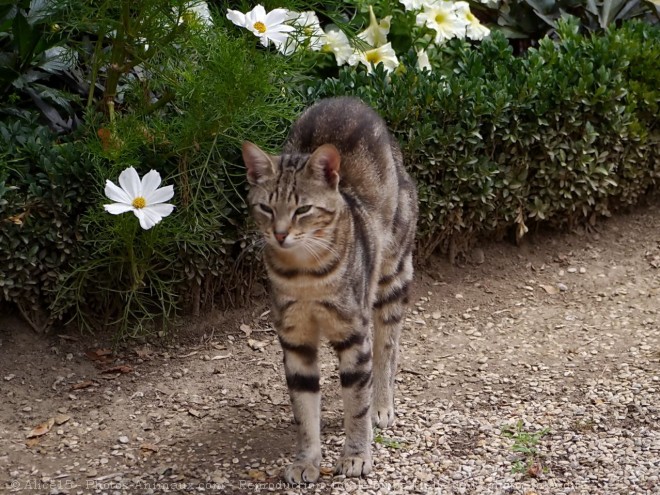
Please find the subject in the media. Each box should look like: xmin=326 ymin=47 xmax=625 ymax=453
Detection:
xmin=358 ymin=6 xmax=392 ymax=47
xmin=416 ymin=1 xmax=468 ymax=43
xmin=454 ymin=2 xmax=491 ymax=40
xmin=350 ymin=42 xmax=399 ymax=74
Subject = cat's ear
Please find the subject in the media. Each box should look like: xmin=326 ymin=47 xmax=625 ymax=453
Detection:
xmin=242 ymin=141 xmax=276 ymax=186
xmin=307 ymin=144 xmax=340 ymax=189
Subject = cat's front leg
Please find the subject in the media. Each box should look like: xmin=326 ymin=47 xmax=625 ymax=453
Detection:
xmin=331 ymin=328 xmax=373 ymax=477
xmin=279 ymin=333 xmax=322 ymax=484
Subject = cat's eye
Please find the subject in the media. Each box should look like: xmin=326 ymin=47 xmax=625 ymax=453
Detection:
xmin=295 ymin=205 xmax=312 ymax=216
xmin=258 ymin=204 xmax=273 ymax=214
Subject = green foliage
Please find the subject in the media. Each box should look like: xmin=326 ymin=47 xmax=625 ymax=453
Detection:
xmin=2 ymin=1 xmax=659 ymax=337
xmin=495 ymin=0 xmax=659 ymax=40
xmin=0 ymin=116 xmax=88 ymax=331
xmin=49 ymin=26 xmax=303 ymax=337
xmin=501 ymin=419 xmax=551 ymax=475
xmin=0 ymin=0 xmax=81 ymax=131
xmin=1 ymin=2 xmax=305 ymax=336
xmin=308 ymin=19 xmax=660 ymax=259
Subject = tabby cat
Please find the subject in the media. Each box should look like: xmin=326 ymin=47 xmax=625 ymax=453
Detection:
xmin=242 ymin=97 xmax=418 ymax=483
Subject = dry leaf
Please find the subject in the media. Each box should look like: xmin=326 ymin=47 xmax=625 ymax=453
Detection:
xmin=240 ymin=324 xmax=252 ymax=338
xmin=211 ymin=353 xmax=231 ymax=361
xmin=71 ymin=380 xmax=94 ymax=391
xmin=527 ymin=461 xmax=543 ymax=478
xmin=247 ymin=339 xmax=267 ymax=351
xmin=101 ymin=365 xmax=132 ymax=374
xmin=57 ymin=334 xmax=78 ymax=341
xmin=319 ymin=466 xmax=334 ymax=476
xmin=540 ymin=284 xmax=559 ymax=295
xmin=25 ymin=437 xmax=41 ymax=448
xmin=178 ymin=351 xmax=199 ymax=359
xmin=140 ymin=443 xmax=159 ymax=453
xmin=27 ymin=418 xmax=55 ymax=438
xmin=54 ymin=414 xmax=71 ymax=426
xmin=135 ymin=348 xmax=153 ymax=359
xmin=85 ymin=349 xmax=113 ymax=363
xmin=248 ymin=470 xmax=266 ymax=482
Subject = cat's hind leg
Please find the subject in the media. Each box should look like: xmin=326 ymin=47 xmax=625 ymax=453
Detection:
xmin=371 ymin=250 xmax=413 ymax=428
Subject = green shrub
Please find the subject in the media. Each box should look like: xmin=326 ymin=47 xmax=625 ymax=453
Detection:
xmin=0 ymin=116 xmax=88 ymax=331
xmin=48 ymin=26 xmax=304 ymax=336
xmin=307 ymin=19 xmax=659 ymax=259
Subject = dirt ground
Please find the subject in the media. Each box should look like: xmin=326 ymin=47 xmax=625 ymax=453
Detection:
xmin=1 ymin=197 xmax=659 ymax=495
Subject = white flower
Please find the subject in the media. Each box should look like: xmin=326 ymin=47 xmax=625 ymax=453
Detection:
xmin=104 ymin=167 xmax=175 ymax=230
xmin=416 ymin=48 xmax=432 ymax=72
xmin=349 ymin=42 xmax=399 ymax=74
xmin=322 ymin=25 xmax=353 ymax=66
xmin=226 ymin=5 xmax=294 ymax=49
xmin=399 ymin=0 xmax=426 ymax=11
xmin=454 ymin=2 xmax=491 ymax=40
xmin=416 ymin=1 xmax=468 ymax=43
xmin=279 ymin=11 xmax=325 ymax=55
xmin=184 ymin=1 xmax=213 ymax=27
xmin=358 ymin=6 xmax=392 ymax=48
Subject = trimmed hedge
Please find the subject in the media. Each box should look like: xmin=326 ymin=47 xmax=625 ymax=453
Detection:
xmin=0 ymin=119 xmax=88 ymax=330
xmin=307 ymin=19 xmax=660 ymax=259
xmin=1 ymin=18 xmax=658 ymax=334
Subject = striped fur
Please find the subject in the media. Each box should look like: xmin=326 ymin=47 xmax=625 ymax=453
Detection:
xmin=242 ymin=97 xmax=418 ymax=484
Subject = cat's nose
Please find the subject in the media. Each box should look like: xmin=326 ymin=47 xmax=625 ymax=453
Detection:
xmin=274 ymin=231 xmax=288 ymax=245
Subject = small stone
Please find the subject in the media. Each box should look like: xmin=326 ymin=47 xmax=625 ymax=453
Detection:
xmin=558 ymin=283 xmax=568 ymax=292
xmin=579 ymin=267 xmax=586 ymax=274
xmin=118 ymin=436 xmax=129 ymax=444
xmin=432 ymin=311 xmax=442 ymax=320
xmin=567 ymin=267 xmax=577 ymax=273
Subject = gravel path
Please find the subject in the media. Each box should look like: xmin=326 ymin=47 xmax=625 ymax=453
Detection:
xmin=1 ymin=199 xmax=659 ymax=494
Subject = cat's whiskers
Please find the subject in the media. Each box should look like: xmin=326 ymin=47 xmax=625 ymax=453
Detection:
xmin=300 ymin=238 xmax=323 ymax=265
xmin=304 ymin=235 xmax=340 ymax=258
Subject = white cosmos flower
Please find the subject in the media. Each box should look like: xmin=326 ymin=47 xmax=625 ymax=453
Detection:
xmin=358 ymin=6 xmax=392 ymax=48
xmin=322 ymin=25 xmax=353 ymax=66
xmin=453 ymin=2 xmax=491 ymax=40
xmin=350 ymin=42 xmax=399 ymax=74
xmin=226 ymin=5 xmax=294 ymax=49
xmin=399 ymin=0 xmax=426 ymax=11
xmin=416 ymin=1 xmax=468 ymax=43
xmin=416 ymin=48 xmax=432 ymax=72
xmin=279 ymin=11 xmax=325 ymax=55
xmin=104 ymin=167 xmax=175 ymax=230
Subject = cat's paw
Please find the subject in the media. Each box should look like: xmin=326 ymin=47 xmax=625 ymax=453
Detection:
xmin=334 ymin=453 xmax=372 ymax=477
xmin=284 ymin=460 xmax=320 ymax=484
xmin=372 ymin=405 xmax=395 ymax=428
